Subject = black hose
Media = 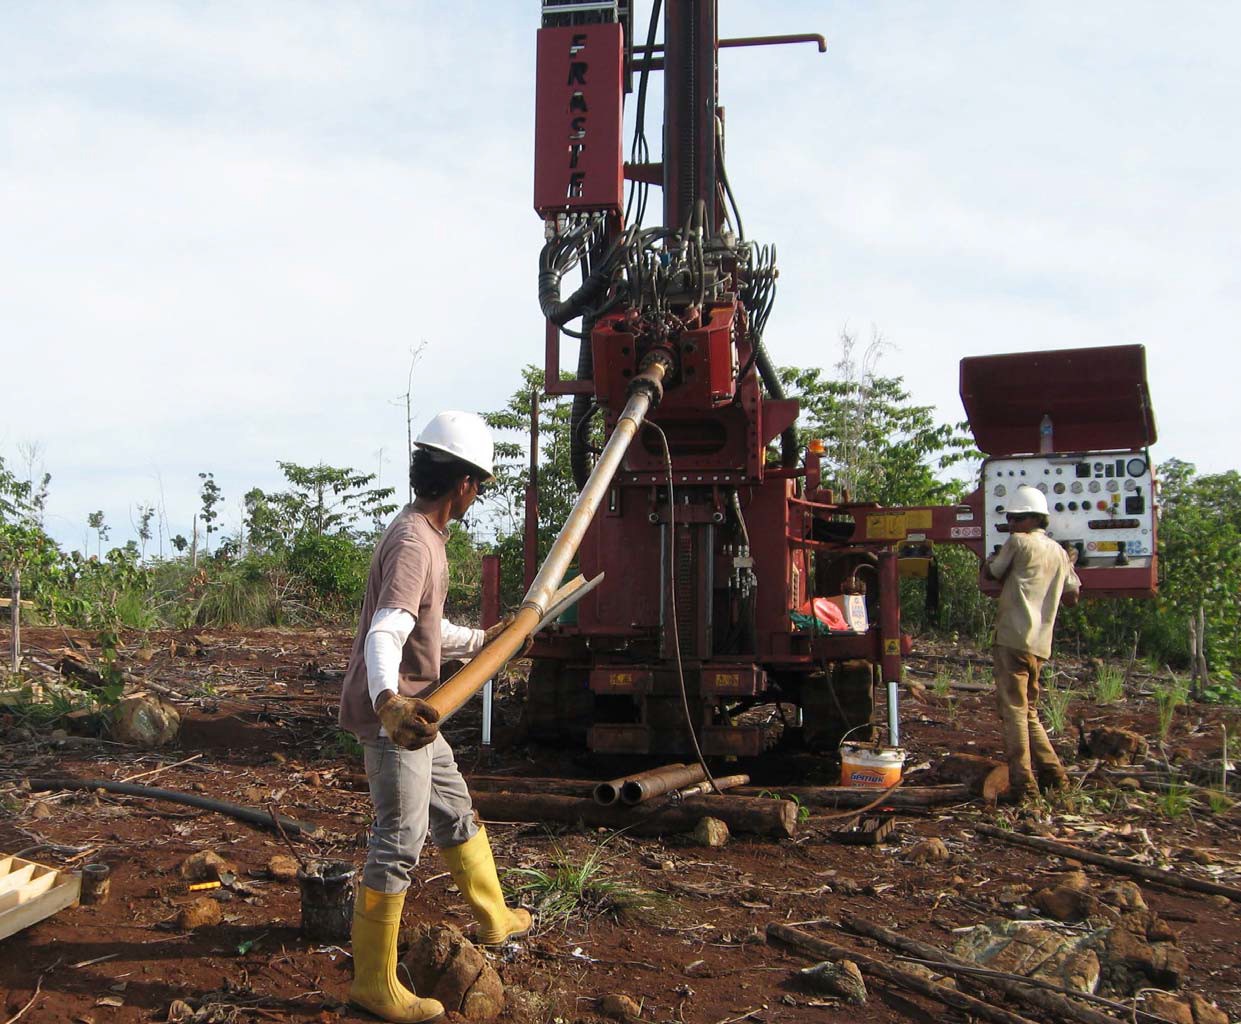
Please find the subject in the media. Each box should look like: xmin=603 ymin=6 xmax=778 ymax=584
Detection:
xmin=27 ymin=777 xmax=319 ymax=835
xmin=569 ymin=311 xmax=597 ymax=489
xmin=752 ymin=342 xmax=799 ymax=468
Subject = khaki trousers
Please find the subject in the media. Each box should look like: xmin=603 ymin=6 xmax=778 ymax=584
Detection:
xmin=361 ymin=734 xmax=479 ymax=893
xmin=992 ymin=644 xmax=1063 ymax=794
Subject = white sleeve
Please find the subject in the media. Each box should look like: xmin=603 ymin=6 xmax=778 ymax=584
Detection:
xmin=365 ymin=607 xmax=416 ymax=708
xmin=441 ymin=619 xmax=486 ymax=660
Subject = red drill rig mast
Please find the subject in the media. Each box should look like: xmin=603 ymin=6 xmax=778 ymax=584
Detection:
xmin=513 ymin=0 xmax=1159 ymax=760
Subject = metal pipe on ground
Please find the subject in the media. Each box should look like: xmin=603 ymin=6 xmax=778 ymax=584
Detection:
xmin=594 ymin=763 xmax=691 ymax=806
xmin=673 ymin=774 xmax=749 ymax=800
xmin=425 ymin=359 xmax=668 ymax=722
xmin=620 ymin=763 xmax=707 ymax=805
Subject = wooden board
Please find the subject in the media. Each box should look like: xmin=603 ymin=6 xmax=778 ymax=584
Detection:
xmin=0 ymin=853 xmax=81 ymax=941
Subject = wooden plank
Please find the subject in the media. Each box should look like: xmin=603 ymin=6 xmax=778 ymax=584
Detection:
xmin=0 ymin=873 xmax=80 ymax=942
xmin=0 ymin=864 xmax=36 ymax=895
xmin=0 ymin=869 xmax=56 ymax=913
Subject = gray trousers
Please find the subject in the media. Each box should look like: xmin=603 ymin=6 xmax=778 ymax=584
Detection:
xmin=361 ymin=733 xmax=479 ymax=893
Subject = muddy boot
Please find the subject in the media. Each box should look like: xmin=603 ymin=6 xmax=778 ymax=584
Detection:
xmin=443 ymin=826 xmax=532 ymax=946
xmin=350 ymin=887 xmax=444 ymax=1023
xmin=1038 ymin=768 xmax=1069 ymax=793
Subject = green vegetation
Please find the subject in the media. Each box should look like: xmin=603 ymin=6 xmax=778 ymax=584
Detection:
xmin=502 ymin=837 xmax=655 ymax=931
xmin=1094 ymin=664 xmax=1126 ymax=704
xmin=1155 ymin=676 xmax=1190 ymax=741
xmin=1156 ymin=782 xmax=1193 ymax=819
xmin=1041 ymin=679 xmax=1075 ymax=735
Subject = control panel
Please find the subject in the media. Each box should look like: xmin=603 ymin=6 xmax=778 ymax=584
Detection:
xmin=983 ymin=451 xmax=1156 ymax=570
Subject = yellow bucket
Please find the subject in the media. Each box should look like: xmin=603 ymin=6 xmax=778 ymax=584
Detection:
xmin=840 ymin=743 xmax=905 ymax=788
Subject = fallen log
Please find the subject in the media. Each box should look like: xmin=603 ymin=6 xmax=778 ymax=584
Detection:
xmin=934 ymin=754 xmax=1009 ymax=801
xmin=467 ymin=775 xmax=595 ymax=797
xmin=26 ymin=778 xmax=318 ymax=836
xmin=766 ymin=923 xmax=1040 ymax=1024
xmin=733 ymin=784 xmax=972 ymax=808
xmin=470 ymin=790 xmax=797 ymax=838
xmin=841 ymin=914 xmax=1133 ymax=1024
xmin=973 ymin=823 xmax=1241 ymax=903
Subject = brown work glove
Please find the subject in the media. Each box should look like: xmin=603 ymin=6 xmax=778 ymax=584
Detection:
xmin=481 ymin=615 xmax=534 ymax=658
xmin=375 ymin=691 xmax=440 ymax=750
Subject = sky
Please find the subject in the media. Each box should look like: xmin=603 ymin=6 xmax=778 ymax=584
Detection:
xmin=2 ymin=2 xmax=1238 ymax=555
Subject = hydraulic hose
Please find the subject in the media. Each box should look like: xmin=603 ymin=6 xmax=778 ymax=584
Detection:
xmin=753 ymin=341 xmax=799 ymax=468
xmin=569 ymin=313 xmax=596 ymax=489
xmin=425 ymin=359 xmax=670 ymax=721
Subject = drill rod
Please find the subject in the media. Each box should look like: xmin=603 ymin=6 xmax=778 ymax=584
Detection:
xmin=425 ymin=360 xmax=668 ymax=720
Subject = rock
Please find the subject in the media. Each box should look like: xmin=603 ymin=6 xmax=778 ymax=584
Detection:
xmin=110 ymin=696 xmax=181 ymax=748
xmin=1100 ymin=924 xmax=1188 ymax=992
xmin=166 ymin=999 xmax=195 ymax=1022
xmin=267 ymin=855 xmax=300 ymax=882
xmin=1143 ymin=992 xmax=1194 ymax=1024
xmin=692 ymin=817 xmax=729 ymax=847
xmin=1031 ymin=884 xmax=1095 ymax=922
xmin=1102 ymin=881 xmax=1147 ymax=911
xmin=598 ymin=994 xmax=642 ymax=1021
xmin=180 ymin=851 xmax=234 ymax=883
xmin=1188 ymin=993 xmax=1229 ymax=1024
xmin=899 ymin=962 xmax=956 ymax=989
xmin=799 ymin=959 xmax=867 ymax=1004
xmin=399 ymin=924 xmax=504 ymax=1021
xmin=1053 ymin=948 xmax=1102 ymax=994
xmin=178 ymin=896 xmax=222 ymax=929
xmin=905 ymin=838 xmax=950 ymax=865
xmin=30 ymin=800 xmax=53 ymax=820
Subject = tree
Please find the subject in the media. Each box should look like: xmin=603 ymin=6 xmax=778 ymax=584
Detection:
xmin=135 ymin=504 xmax=156 ymax=561
xmin=0 ymin=455 xmax=59 ymax=591
xmin=779 ymin=331 xmax=977 ymax=507
xmin=244 ymin=463 xmax=398 ymax=551
xmin=198 ymin=472 xmax=222 ymax=554
xmin=86 ymin=510 xmax=109 ymax=558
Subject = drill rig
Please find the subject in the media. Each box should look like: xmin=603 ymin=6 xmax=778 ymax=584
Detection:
xmin=428 ymin=1 xmax=1160 ymax=761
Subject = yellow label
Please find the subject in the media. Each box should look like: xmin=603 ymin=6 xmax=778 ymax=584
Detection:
xmin=883 ymin=639 xmax=900 ymax=655
xmin=610 ymin=672 xmax=633 ymax=688
xmin=866 ymin=510 xmax=932 ymax=539
xmin=713 ymin=672 xmax=740 ymax=691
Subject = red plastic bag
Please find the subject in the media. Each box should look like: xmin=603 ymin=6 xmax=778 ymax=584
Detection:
xmin=798 ymin=597 xmax=849 ymax=632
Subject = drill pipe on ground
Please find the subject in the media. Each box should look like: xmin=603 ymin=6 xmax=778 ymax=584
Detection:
xmin=672 ymin=773 xmax=749 ymax=800
xmin=594 ymin=763 xmax=692 ymax=806
xmin=471 ymin=790 xmax=798 ymax=838
xmin=425 ymin=360 xmax=668 ymax=722
xmin=620 ymin=763 xmax=708 ymax=805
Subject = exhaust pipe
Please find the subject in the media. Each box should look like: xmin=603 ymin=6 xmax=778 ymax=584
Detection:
xmin=425 ymin=358 xmax=670 ymax=721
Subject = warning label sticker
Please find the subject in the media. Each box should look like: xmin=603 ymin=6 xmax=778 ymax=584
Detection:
xmin=950 ymin=526 xmax=983 ymax=539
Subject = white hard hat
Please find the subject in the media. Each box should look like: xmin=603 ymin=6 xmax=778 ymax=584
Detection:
xmin=1006 ymin=484 xmax=1049 ymax=517
xmin=415 ymin=411 xmax=495 ymax=480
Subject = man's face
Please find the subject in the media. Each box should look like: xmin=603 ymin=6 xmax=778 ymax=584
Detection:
xmin=1006 ymin=513 xmax=1038 ymax=534
xmin=450 ymin=475 xmax=486 ymax=521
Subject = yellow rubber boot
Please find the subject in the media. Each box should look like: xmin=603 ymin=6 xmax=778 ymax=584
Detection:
xmin=350 ymin=886 xmax=445 ymax=1023
xmin=443 ymin=826 xmax=532 ymax=946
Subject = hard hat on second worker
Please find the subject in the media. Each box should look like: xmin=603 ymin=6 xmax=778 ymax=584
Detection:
xmin=1006 ymin=484 xmax=1049 ymax=517
xmin=415 ymin=411 xmax=495 ymax=480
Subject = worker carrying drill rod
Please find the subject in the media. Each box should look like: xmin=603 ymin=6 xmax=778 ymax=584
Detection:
xmin=338 ymin=410 xmax=532 ymax=1024
xmin=984 ymin=484 xmax=1081 ymax=803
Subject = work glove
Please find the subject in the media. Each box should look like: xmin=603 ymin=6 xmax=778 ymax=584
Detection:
xmin=481 ymin=615 xmax=534 ymax=658
xmin=375 ymin=692 xmax=440 ymax=750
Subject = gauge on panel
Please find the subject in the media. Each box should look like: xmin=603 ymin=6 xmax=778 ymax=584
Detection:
xmin=1124 ymin=479 xmax=1138 ymax=492
xmin=1037 ymin=483 xmax=1048 ymax=493
xmin=994 ymin=484 xmax=1007 ymax=497
xmin=1070 ymin=481 xmax=1083 ymax=494
xmin=1088 ymin=480 xmax=1101 ymax=493
xmin=1106 ymin=480 xmax=1120 ymax=493
xmin=1126 ymin=457 xmax=1147 ymax=477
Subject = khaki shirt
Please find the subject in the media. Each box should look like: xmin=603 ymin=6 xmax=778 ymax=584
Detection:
xmin=339 ymin=507 xmax=449 ymax=740
xmin=990 ymin=528 xmax=1080 ymax=660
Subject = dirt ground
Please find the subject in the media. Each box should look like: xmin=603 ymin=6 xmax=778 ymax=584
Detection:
xmin=1 ymin=625 xmax=1239 ymax=1024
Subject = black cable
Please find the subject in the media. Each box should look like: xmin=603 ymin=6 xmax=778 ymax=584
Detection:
xmin=644 ymin=421 xmax=720 ymax=795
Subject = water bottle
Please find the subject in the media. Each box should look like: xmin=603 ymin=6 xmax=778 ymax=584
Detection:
xmin=1039 ymin=414 xmax=1054 ymax=454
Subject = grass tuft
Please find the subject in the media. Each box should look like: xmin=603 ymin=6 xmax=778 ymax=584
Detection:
xmin=1094 ymin=664 xmax=1126 ymax=704
xmin=503 ymin=836 xmax=659 ymax=932
xmin=1155 ymin=677 xmax=1190 ymax=741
